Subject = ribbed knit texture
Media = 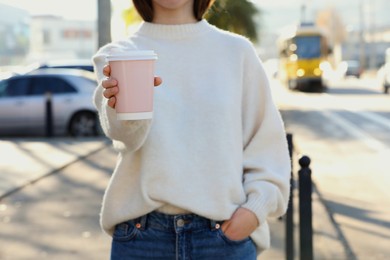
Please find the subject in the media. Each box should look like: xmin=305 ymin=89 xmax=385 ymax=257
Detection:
xmin=92 ymin=19 xmax=291 ymax=254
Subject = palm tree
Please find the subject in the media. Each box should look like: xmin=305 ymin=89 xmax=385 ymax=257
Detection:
xmin=97 ymin=0 xmax=112 ymax=48
xmin=205 ymin=0 xmax=260 ymax=42
xmin=122 ymin=0 xmax=260 ymax=42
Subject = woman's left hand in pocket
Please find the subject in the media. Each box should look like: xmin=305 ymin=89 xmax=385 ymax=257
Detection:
xmin=221 ymin=207 xmax=259 ymax=241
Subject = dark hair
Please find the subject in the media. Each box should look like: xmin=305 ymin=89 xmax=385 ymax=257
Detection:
xmin=132 ymin=0 xmax=215 ymax=22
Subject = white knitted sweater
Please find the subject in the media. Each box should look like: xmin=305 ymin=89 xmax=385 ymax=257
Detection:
xmin=92 ymin=20 xmax=290 ymax=254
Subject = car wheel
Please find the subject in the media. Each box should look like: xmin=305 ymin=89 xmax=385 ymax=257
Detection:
xmin=69 ymin=111 xmax=98 ymax=137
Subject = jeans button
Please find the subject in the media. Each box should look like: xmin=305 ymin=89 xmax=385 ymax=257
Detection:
xmin=177 ymin=219 xmax=185 ymax=227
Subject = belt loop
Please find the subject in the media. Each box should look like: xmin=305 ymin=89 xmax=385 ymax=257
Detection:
xmin=140 ymin=214 xmax=147 ymax=230
xmin=210 ymin=220 xmax=221 ymax=230
xmin=134 ymin=214 xmax=147 ymax=231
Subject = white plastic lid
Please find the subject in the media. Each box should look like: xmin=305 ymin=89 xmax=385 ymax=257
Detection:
xmin=107 ymin=50 xmax=157 ymax=61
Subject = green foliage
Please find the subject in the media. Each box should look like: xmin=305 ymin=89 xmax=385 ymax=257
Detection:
xmin=122 ymin=6 xmax=142 ymax=28
xmin=205 ymin=0 xmax=260 ymax=42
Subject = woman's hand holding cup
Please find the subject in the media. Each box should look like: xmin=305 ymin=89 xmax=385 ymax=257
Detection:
xmin=102 ymin=64 xmax=162 ymax=109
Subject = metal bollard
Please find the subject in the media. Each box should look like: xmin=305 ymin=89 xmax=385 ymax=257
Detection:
xmin=285 ymin=133 xmax=294 ymax=260
xmin=298 ymin=155 xmax=313 ymax=260
xmin=45 ymin=92 xmax=53 ymax=137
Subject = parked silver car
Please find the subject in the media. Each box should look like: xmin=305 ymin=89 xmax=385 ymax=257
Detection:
xmin=0 ymin=68 xmax=99 ymax=136
xmin=35 ymin=59 xmax=94 ymax=73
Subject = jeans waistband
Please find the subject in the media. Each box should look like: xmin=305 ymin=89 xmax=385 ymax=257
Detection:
xmin=128 ymin=211 xmax=221 ymax=233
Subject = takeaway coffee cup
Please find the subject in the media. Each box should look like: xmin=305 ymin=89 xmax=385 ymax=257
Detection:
xmin=107 ymin=50 xmax=157 ymax=120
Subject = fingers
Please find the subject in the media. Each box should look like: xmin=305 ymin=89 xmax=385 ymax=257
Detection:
xmin=221 ymin=220 xmax=231 ymax=233
xmin=102 ymin=78 xmax=117 ymax=89
xmin=104 ymin=86 xmax=118 ymax=109
xmin=154 ymin=76 xmax=162 ymax=87
xmin=103 ymin=86 xmax=118 ymax=99
xmin=107 ymin=96 xmax=116 ymax=108
xmin=220 ymin=208 xmax=258 ymax=241
xmin=101 ymin=64 xmax=117 ymax=108
xmin=102 ymin=78 xmax=118 ymax=104
xmin=103 ymin=65 xmax=111 ymax=77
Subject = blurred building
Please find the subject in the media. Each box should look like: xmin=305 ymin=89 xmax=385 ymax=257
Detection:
xmin=0 ymin=4 xmax=97 ymax=67
xmin=342 ymin=25 xmax=390 ymax=69
xmin=0 ymin=4 xmax=30 ymax=66
xmin=257 ymin=0 xmax=390 ymax=71
xmin=28 ymin=15 xmax=97 ymax=63
xmin=366 ymin=26 xmax=390 ymax=68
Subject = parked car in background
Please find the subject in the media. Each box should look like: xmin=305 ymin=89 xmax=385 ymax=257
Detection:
xmin=340 ymin=60 xmax=363 ymax=78
xmin=0 ymin=71 xmax=16 ymax=80
xmin=377 ymin=48 xmax=390 ymax=94
xmin=0 ymin=68 xmax=99 ymax=136
xmin=25 ymin=59 xmax=94 ymax=73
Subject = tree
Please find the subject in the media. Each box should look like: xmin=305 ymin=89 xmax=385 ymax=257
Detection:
xmin=205 ymin=0 xmax=260 ymax=42
xmin=122 ymin=4 xmax=142 ymax=28
xmin=122 ymin=0 xmax=261 ymax=42
xmin=97 ymin=0 xmax=112 ymax=48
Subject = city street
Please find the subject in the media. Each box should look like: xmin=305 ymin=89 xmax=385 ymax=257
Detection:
xmin=0 ymin=74 xmax=389 ymax=259
xmin=1 ymin=0 xmax=389 ymax=258
xmin=272 ymin=74 xmax=390 ymax=259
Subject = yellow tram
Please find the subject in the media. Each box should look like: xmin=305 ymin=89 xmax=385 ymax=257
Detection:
xmin=278 ymin=22 xmax=331 ymax=92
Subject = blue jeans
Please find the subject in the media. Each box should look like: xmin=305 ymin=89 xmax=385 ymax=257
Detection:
xmin=111 ymin=211 xmax=257 ymax=260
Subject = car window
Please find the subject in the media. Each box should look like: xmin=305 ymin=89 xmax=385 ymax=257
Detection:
xmin=66 ymin=75 xmax=97 ymax=91
xmin=30 ymin=76 xmax=77 ymax=95
xmin=0 ymin=80 xmax=8 ymax=97
xmin=0 ymin=78 xmax=30 ymax=97
xmin=55 ymin=65 xmax=94 ymax=72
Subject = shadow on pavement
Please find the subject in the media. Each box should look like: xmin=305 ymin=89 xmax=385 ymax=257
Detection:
xmin=0 ymin=145 xmax=115 ymax=259
xmin=324 ymin=198 xmax=390 ymax=235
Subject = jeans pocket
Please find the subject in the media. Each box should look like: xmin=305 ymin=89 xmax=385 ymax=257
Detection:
xmin=112 ymin=222 xmax=138 ymax=242
xmin=217 ymin=228 xmax=251 ymax=245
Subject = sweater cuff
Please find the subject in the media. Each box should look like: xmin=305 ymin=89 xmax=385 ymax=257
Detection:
xmin=240 ymin=185 xmax=278 ymax=226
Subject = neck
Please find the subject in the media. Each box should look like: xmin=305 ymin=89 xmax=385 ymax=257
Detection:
xmin=152 ymin=2 xmax=197 ymax=25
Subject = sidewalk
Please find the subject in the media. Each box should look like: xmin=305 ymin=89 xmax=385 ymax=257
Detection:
xmin=260 ymin=184 xmax=347 ymax=260
xmin=0 ymin=137 xmax=109 ymax=199
xmin=0 ymin=137 xmax=347 ymax=259
xmin=0 ymin=137 xmax=113 ymax=260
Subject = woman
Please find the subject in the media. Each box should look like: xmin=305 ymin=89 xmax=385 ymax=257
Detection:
xmin=92 ymin=0 xmax=291 ymax=259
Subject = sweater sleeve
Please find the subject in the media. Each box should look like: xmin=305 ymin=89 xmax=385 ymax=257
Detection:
xmin=92 ymin=44 xmax=152 ymax=151
xmin=240 ymin=42 xmax=291 ymax=226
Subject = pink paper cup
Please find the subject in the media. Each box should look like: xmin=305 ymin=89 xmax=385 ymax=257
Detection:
xmin=107 ymin=50 xmax=157 ymax=120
